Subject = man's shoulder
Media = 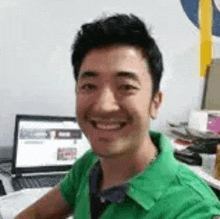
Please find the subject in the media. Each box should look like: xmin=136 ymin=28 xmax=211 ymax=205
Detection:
xmin=163 ymin=162 xmax=219 ymax=205
xmin=150 ymin=130 xmax=219 ymax=202
xmin=155 ymin=165 xmax=220 ymax=218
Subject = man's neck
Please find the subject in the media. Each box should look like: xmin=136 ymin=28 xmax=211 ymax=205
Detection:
xmin=99 ymin=136 xmax=157 ymax=192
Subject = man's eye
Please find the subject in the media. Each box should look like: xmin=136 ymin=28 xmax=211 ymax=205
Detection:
xmin=80 ymin=84 xmax=97 ymax=91
xmin=119 ymin=85 xmax=138 ymax=91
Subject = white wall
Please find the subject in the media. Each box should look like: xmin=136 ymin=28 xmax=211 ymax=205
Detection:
xmin=1 ymin=0 xmax=220 ymax=147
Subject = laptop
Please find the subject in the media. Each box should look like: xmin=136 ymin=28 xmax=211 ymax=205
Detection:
xmin=11 ymin=114 xmax=89 ymax=191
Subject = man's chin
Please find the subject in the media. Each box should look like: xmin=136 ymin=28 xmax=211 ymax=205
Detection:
xmin=92 ymin=150 xmax=113 ymax=159
xmin=90 ymin=141 xmax=115 ymax=158
xmin=91 ymin=142 xmax=133 ymax=159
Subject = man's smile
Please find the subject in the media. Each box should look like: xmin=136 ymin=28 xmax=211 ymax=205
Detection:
xmin=88 ymin=117 xmax=127 ymax=131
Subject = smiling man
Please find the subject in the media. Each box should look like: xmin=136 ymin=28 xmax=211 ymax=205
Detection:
xmin=16 ymin=14 xmax=220 ymax=219
xmin=76 ymin=44 xmax=161 ymax=194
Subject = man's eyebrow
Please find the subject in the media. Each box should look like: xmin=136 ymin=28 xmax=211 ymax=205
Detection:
xmin=116 ymin=71 xmax=141 ymax=84
xmin=78 ymin=71 xmax=99 ymax=80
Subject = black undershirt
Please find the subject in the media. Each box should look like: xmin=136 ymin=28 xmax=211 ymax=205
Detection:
xmin=89 ymin=160 xmax=128 ymax=219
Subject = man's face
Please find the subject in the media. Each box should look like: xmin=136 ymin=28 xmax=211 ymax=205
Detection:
xmin=76 ymin=45 xmax=162 ymax=158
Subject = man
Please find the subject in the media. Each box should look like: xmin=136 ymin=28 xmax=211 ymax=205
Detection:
xmin=16 ymin=14 xmax=220 ymax=219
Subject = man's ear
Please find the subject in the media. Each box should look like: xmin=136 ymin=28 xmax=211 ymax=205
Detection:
xmin=150 ymin=91 xmax=163 ymax=119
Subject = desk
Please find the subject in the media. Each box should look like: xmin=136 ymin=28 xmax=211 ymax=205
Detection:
xmin=0 ymin=146 xmax=14 ymax=194
xmin=0 ymin=188 xmax=51 ymax=218
xmin=0 ymin=168 xmax=52 ymax=218
xmin=0 ymin=165 xmax=74 ymax=217
xmin=0 ymin=146 xmax=72 ymax=218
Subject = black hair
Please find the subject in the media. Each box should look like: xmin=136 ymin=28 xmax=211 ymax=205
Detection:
xmin=71 ymin=14 xmax=163 ymax=95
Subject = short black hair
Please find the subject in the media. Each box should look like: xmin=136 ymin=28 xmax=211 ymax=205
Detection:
xmin=71 ymin=14 xmax=163 ymax=95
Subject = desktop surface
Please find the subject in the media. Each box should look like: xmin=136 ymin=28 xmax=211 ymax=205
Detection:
xmin=0 ymin=188 xmax=51 ymax=218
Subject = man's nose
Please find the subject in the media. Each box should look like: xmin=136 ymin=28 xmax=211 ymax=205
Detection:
xmin=93 ymin=87 xmax=120 ymax=112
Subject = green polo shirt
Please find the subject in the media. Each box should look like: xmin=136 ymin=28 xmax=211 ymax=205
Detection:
xmin=59 ymin=130 xmax=220 ymax=218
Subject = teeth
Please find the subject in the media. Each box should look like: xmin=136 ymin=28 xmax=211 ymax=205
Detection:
xmin=88 ymin=117 xmax=127 ymax=130
xmin=89 ymin=117 xmax=126 ymax=123
xmin=96 ymin=123 xmax=121 ymax=130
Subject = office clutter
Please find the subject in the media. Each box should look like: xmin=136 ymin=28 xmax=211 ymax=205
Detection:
xmin=174 ymin=149 xmax=202 ymax=166
xmin=168 ymin=117 xmax=220 ymax=197
xmin=188 ymin=110 xmax=220 ymax=135
xmin=167 ymin=118 xmax=220 ymax=177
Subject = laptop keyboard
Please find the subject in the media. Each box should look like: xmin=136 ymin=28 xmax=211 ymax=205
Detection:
xmin=12 ymin=174 xmax=65 ymax=191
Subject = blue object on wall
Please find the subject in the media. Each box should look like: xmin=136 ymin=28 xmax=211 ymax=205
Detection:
xmin=180 ymin=0 xmax=220 ymax=36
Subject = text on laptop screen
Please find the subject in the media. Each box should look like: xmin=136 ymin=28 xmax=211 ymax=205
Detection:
xmin=15 ymin=119 xmax=87 ymax=168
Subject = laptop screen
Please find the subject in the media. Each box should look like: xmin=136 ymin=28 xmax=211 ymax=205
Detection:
xmin=12 ymin=115 xmax=90 ymax=175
